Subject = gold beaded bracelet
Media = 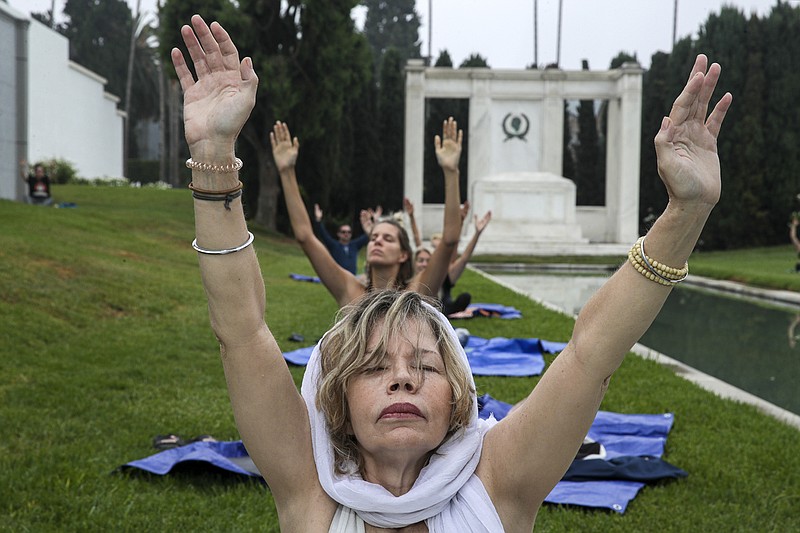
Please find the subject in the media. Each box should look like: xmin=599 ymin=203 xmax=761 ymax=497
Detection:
xmin=185 ymin=157 xmax=243 ymax=173
xmin=628 ymin=236 xmax=688 ymax=285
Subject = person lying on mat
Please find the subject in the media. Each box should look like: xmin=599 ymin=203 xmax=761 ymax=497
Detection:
xmin=269 ymin=116 xmax=461 ymax=308
xmin=171 ymin=14 xmax=730 ymax=532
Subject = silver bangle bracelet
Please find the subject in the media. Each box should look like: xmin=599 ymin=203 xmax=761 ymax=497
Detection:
xmin=192 ymin=231 xmax=254 ymax=255
xmin=639 ymin=235 xmax=688 ymax=284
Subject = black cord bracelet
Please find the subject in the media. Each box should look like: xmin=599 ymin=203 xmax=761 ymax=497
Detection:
xmin=191 ymin=189 xmax=243 ymax=211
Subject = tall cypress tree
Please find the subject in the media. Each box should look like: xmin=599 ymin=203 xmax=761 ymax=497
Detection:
xmin=575 ymin=60 xmax=601 ymax=205
xmin=762 ymin=1 xmax=800 ymax=246
xmin=696 ymin=6 xmax=753 ymax=248
xmin=361 ymin=0 xmax=421 ymax=72
xmin=377 ymin=48 xmax=406 ymax=211
xmin=562 ymin=101 xmax=576 ymax=181
xmin=160 ymin=0 xmax=372 ymax=231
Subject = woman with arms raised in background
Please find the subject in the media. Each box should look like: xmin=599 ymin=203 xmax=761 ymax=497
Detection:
xmin=269 ymin=116 xmax=461 ymax=308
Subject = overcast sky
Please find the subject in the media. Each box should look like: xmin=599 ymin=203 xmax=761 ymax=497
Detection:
xmin=14 ymin=0 xmax=781 ymax=70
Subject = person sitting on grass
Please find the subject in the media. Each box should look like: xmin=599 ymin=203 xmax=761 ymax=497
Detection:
xmin=171 ymin=14 xmax=731 ymax=531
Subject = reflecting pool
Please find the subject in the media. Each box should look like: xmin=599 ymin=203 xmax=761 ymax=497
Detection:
xmin=483 ymin=269 xmax=800 ymax=416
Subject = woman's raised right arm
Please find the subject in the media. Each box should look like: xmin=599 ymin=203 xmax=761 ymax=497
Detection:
xmin=171 ymin=15 xmax=323 ymax=511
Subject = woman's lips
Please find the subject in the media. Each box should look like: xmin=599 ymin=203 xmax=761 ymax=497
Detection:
xmin=379 ymin=402 xmax=423 ymax=419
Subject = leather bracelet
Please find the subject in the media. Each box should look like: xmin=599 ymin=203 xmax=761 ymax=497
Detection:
xmin=188 ymin=181 xmax=244 ymax=196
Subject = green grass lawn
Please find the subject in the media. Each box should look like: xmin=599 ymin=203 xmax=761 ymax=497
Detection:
xmin=1 ymin=185 xmax=798 ymax=531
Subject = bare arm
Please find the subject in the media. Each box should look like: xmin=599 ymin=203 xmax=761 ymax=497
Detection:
xmin=170 ymin=16 xmax=327 ymax=516
xmin=270 ymin=122 xmax=365 ymax=308
xmin=403 ymin=197 xmax=423 ymax=248
xmin=448 ymin=210 xmax=491 ymax=284
xmin=478 ymin=55 xmax=733 ymax=528
xmin=790 ymin=219 xmax=800 ymax=252
xmin=410 ymin=117 xmax=462 ymax=297
xmin=360 ymin=208 xmax=375 ymax=235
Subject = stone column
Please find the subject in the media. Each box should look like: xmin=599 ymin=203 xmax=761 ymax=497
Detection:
xmin=615 ymin=63 xmax=643 ymax=242
xmin=541 ymin=69 xmax=566 ymax=176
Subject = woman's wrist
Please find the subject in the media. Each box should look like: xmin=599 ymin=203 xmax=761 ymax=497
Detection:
xmin=188 ymin=139 xmax=237 ymax=162
xmin=187 ymin=142 xmax=240 ymax=191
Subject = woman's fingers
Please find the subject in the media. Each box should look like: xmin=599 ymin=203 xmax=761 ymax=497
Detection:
xmin=706 ymin=92 xmax=733 ymax=139
xmin=191 ymin=15 xmax=226 ymax=73
xmin=692 ymin=62 xmax=721 ymax=121
xmin=687 ymin=54 xmax=707 ymax=82
xmin=181 ymin=23 xmax=210 ymax=78
xmin=171 ymin=48 xmax=196 ymax=93
xmin=668 ymin=71 xmax=703 ymax=126
xmin=210 ymin=21 xmax=242 ymax=72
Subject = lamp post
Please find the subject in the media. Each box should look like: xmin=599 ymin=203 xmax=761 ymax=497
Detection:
xmin=556 ymin=0 xmax=563 ymax=67
xmin=428 ymin=0 xmax=432 ymax=64
xmin=533 ymin=0 xmax=538 ymax=67
xmin=672 ymin=0 xmax=678 ymax=46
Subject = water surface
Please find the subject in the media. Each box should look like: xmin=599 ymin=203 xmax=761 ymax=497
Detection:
xmin=484 ymin=269 xmax=800 ymax=416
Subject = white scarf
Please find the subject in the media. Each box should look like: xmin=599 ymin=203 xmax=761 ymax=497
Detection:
xmin=300 ymin=303 xmax=494 ymax=528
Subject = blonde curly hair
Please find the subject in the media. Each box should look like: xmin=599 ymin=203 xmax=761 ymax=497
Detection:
xmin=315 ymin=289 xmax=475 ymax=475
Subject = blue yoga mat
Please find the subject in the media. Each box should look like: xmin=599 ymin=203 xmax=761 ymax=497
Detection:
xmin=123 ymin=398 xmax=680 ymax=514
xmin=449 ymin=302 xmax=523 ymax=319
xmin=477 ymin=393 xmax=679 ymax=513
xmin=284 ymin=335 xmax=568 ymax=376
xmin=289 ymin=273 xmax=321 ymax=283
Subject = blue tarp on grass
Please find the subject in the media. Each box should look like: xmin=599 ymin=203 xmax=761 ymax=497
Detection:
xmin=123 ymin=401 xmax=682 ymax=514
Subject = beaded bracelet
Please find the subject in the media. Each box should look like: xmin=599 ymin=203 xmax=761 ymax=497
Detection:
xmin=638 ymin=236 xmax=688 ymax=281
xmin=185 ymin=157 xmax=243 ymax=173
xmin=628 ymin=236 xmax=688 ymax=285
xmin=192 ymin=231 xmax=254 ymax=255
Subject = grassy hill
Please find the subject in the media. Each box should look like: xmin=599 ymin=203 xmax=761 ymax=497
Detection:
xmin=1 ymin=185 xmax=797 ymax=531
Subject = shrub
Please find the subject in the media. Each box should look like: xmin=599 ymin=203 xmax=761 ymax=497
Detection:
xmin=127 ymin=159 xmax=161 ymax=184
xmin=37 ymin=158 xmax=80 ymax=184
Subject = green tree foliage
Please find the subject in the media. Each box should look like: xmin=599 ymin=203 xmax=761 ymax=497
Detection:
xmin=361 ymin=0 xmax=421 ymax=70
xmin=60 ymin=0 xmax=132 ymax=105
xmin=695 ymin=6 xmax=753 ymax=249
xmin=574 ymin=60 xmax=602 ymax=205
xmin=376 ymin=48 xmax=406 ymax=211
xmin=637 ymin=3 xmax=800 ymax=250
xmin=160 ymin=0 xmax=372 ymax=231
xmin=459 ymin=53 xmax=489 ymax=68
xmin=610 ymin=52 xmax=638 ymax=69
xmin=423 ymin=50 xmax=468 ymax=205
xmin=562 ymin=101 xmax=576 ymax=181
xmin=359 ymin=0 xmax=422 ymax=216
xmin=639 ymin=38 xmax=697 ymax=235
xmin=760 ymin=1 xmax=800 ymax=247
xmin=434 ymin=49 xmax=453 ymax=67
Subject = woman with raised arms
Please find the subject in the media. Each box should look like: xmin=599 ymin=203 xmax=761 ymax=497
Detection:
xmin=171 ymin=14 xmax=731 ymax=532
xmin=270 ymin=113 xmax=461 ymax=308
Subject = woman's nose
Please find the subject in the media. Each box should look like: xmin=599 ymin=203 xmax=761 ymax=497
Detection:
xmin=388 ymin=366 xmax=417 ymax=393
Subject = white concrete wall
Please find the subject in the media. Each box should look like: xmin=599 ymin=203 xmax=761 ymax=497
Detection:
xmin=27 ymin=18 xmax=124 ymax=180
xmin=0 ymin=2 xmax=27 ymax=201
